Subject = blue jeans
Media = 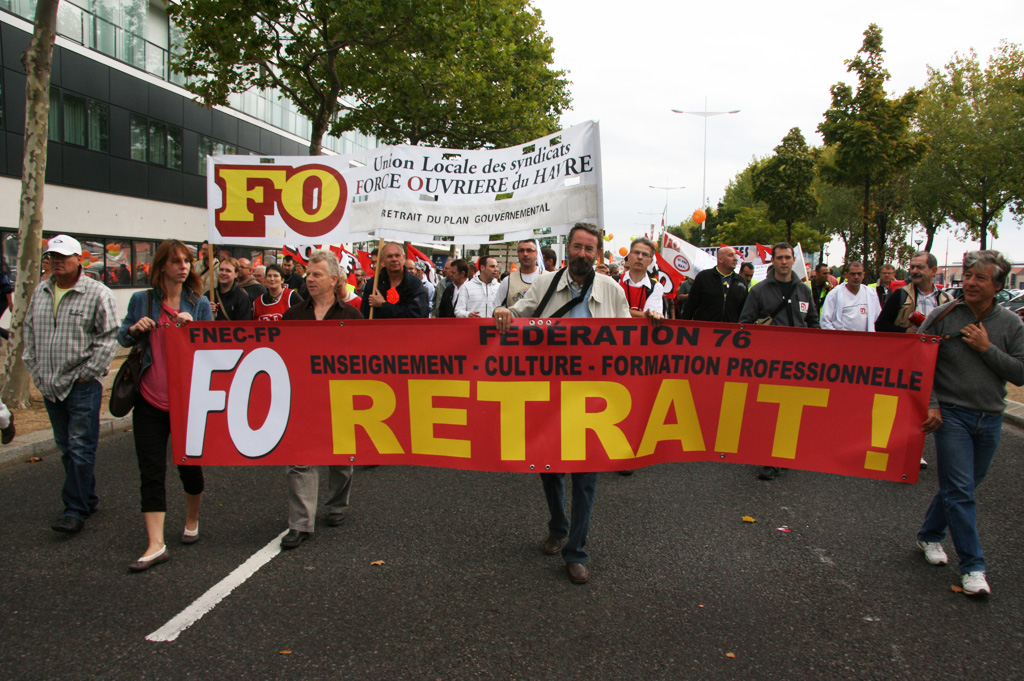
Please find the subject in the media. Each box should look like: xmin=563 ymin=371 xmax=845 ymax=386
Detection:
xmin=541 ymin=472 xmax=597 ymax=564
xmin=44 ymin=379 xmax=102 ymax=521
xmin=917 ymin=404 xmax=1002 ymax=573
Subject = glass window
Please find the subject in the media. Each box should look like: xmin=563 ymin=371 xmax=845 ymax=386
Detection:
xmin=104 ymin=240 xmax=132 ymax=287
xmin=63 ymin=93 xmax=87 ymax=146
xmin=88 ymin=101 xmax=109 ymax=152
xmin=129 ymin=113 xmax=147 ymax=161
xmin=148 ymin=120 xmax=166 ymax=165
xmin=80 ymin=239 xmax=104 ymax=282
xmin=48 ymin=87 xmax=61 ymax=141
xmin=167 ymin=126 xmax=182 ymax=169
xmin=198 ymin=135 xmax=212 ymax=176
xmin=133 ymin=240 xmax=155 ymax=286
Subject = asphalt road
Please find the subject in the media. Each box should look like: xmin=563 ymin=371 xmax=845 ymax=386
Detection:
xmin=2 ymin=426 xmax=1023 ymax=681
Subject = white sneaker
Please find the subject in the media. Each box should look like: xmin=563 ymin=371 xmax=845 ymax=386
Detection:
xmin=917 ymin=540 xmax=948 ymax=565
xmin=962 ymin=571 xmax=991 ymax=596
xmin=920 ymin=457 xmax=928 ymax=469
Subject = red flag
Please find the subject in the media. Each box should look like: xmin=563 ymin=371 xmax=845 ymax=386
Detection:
xmin=407 ymin=244 xmax=437 ymax=283
xmin=654 ymin=250 xmax=685 ymax=299
xmin=357 ymin=250 xmax=376 ymax=279
xmin=755 ymin=243 xmax=773 ymax=265
xmin=282 ymin=245 xmax=308 ymax=266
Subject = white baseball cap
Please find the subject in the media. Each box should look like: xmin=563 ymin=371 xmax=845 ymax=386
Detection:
xmin=44 ymin=235 xmax=82 ymax=257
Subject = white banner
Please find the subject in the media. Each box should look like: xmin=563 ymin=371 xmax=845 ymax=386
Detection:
xmin=207 ymin=122 xmax=601 ymax=246
xmin=661 ymin=232 xmax=716 ymax=277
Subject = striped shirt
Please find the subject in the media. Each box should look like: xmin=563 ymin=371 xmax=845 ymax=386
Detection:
xmin=23 ymin=271 xmax=119 ymax=401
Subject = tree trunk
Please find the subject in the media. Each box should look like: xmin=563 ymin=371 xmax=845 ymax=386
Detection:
xmin=1 ymin=0 xmax=60 ymax=407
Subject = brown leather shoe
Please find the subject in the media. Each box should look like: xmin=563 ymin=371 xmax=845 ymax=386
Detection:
xmin=542 ymin=535 xmax=565 ymax=555
xmin=567 ymin=562 xmax=589 ymax=584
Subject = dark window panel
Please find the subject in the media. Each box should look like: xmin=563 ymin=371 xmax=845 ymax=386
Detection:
xmin=210 ymin=109 xmax=236 ymax=145
xmin=238 ymin=120 xmax=259 ymax=152
xmin=60 ymin=49 xmax=109 ymax=101
xmin=111 ymin=157 xmax=148 ymax=197
xmin=61 ymin=146 xmax=110 ymax=192
xmin=1 ymin=25 xmax=30 ymax=75
xmin=148 ymin=165 xmax=182 ymax=202
xmin=148 ymin=85 xmax=182 ymax=127
xmin=109 ymin=69 xmax=147 ymax=113
xmin=108 ymin=105 xmax=129 ymax=159
xmin=182 ymin=100 xmax=211 ymax=136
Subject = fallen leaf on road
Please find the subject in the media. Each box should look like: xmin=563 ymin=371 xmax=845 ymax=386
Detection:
xmin=742 ymin=516 xmax=756 ymax=523
xmin=371 ymin=560 xmax=385 ymax=566
xmin=951 ymin=584 xmax=964 ymax=593
xmin=26 ymin=457 xmax=42 ymax=463
xmin=279 ymin=650 xmax=292 ymax=655
xmin=726 ymin=653 xmax=736 ymax=658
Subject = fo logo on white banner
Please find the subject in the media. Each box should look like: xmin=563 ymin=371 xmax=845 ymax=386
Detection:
xmin=673 ymin=255 xmax=691 ymax=274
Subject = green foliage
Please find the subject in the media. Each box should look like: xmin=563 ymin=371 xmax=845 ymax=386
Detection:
xmin=916 ymin=42 xmax=1024 ymax=249
xmin=752 ymin=127 xmax=818 ymax=242
xmin=166 ymin=0 xmax=571 ymax=153
xmin=818 ymin=24 xmax=923 ymax=272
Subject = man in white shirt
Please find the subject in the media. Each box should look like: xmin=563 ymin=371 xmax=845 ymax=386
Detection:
xmin=820 ymin=261 xmax=881 ymax=332
xmin=495 ymin=240 xmax=543 ymax=308
xmin=455 ymin=255 xmax=500 ymax=317
xmin=618 ymin=237 xmax=665 ymax=318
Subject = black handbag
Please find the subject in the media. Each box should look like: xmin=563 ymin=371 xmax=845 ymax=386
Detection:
xmin=109 ymin=291 xmax=151 ymax=418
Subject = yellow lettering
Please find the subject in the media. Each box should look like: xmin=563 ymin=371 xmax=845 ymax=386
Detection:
xmin=477 ymin=381 xmax=551 ymax=460
xmin=216 ymin=167 xmax=287 ymax=222
xmin=280 ymin=167 xmax=343 ymax=223
xmin=637 ymin=379 xmax=705 ymax=456
xmin=865 ymin=393 xmax=899 ymax=471
xmin=408 ymin=380 xmax=470 ymax=458
xmin=329 ymin=380 xmax=404 ymax=455
xmin=714 ymin=382 xmax=748 ymax=453
xmin=756 ymin=384 xmax=829 ymax=459
xmin=560 ymin=381 xmax=633 ymax=461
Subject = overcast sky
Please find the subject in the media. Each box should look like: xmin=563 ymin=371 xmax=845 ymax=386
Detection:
xmin=531 ymin=0 xmax=1024 ymax=265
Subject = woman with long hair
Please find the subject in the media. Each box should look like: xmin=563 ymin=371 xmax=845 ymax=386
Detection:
xmin=117 ymin=240 xmax=213 ymax=572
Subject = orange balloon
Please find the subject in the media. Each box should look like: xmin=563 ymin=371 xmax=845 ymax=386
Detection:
xmin=82 ymin=250 xmax=92 ymax=261
xmin=692 ymin=209 xmax=707 ymax=224
xmin=619 ymin=247 xmax=628 ymax=257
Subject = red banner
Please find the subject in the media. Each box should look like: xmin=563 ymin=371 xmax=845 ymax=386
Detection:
xmin=166 ymin=320 xmax=938 ymax=483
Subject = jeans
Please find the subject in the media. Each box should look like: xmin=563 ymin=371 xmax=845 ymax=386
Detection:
xmin=918 ymin=404 xmax=1003 ymax=573
xmin=541 ymin=472 xmax=598 ymax=564
xmin=43 ymin=379 xmax=102 ymax=521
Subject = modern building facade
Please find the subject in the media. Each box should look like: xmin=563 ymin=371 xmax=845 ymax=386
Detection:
xmin=0 ymin=0 xmax=378 ymax=315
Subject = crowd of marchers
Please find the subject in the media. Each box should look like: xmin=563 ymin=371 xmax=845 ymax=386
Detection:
xmin=5 ymin=226 xmax=1022 ymax=595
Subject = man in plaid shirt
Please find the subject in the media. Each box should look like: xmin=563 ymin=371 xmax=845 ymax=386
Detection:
xmin=23 ymin=235 xmax=119 ymax=534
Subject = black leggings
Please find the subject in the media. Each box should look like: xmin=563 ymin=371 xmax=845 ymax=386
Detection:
xmin=133 ymin=395 xmax=204 ymax=513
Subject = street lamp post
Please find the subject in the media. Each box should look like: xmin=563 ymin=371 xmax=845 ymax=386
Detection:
xmin=649 ymin=185 xmax=685 ymax=244
xmin=671 ymin=97 xmax=740 ymax=221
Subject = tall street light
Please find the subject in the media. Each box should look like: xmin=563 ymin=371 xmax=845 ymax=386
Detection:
xmin=649 ymin=185 xmax=685 ymax=243
xmin=672 ymin=98 xmax=740 ymax=242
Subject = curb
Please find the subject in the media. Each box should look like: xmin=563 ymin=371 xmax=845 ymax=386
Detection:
xmin=1004 ymin=399 xmax=1024 ymax=430
xmin=0 ymin=415 xmax=132 ymax=472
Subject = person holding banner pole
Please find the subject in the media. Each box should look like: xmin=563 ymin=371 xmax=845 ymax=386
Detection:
xmin=117 ymin=239 xmax=213 ymax=571
xmin=280 ymin=250 xmax=364 ymax=550
xmin=917 ymin=250 xmax=1024 ymax=596
xmin=361 ymin=242 xmax=429 ymax=320
xmin=494 ymin=222 xmax=658 ymax=585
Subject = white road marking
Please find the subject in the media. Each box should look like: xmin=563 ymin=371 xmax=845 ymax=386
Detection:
xmin=146 ymin=530 xmax=287 ymax=642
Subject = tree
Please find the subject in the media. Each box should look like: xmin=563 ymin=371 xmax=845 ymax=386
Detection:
xmin=1 ymin=0 xmax=59 ymax=407
xmin=916 ymin=43 xmax=1024 ymax=249
xmin=752 ymin=127 xmax=818 ymax=242
xmin=166 ymin=0 xmax=571 ymax=154
xmin=337 ymin=0 xmax=570 ymax=148
xmin=905 ymin=135 xmax=950 ymax=254
xmin=818 ymin=24 xmax=923 ymax=273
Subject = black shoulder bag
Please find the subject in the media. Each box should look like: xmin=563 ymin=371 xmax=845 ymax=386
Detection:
xmin=109 ymin=290 xmax=152 ymax=418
